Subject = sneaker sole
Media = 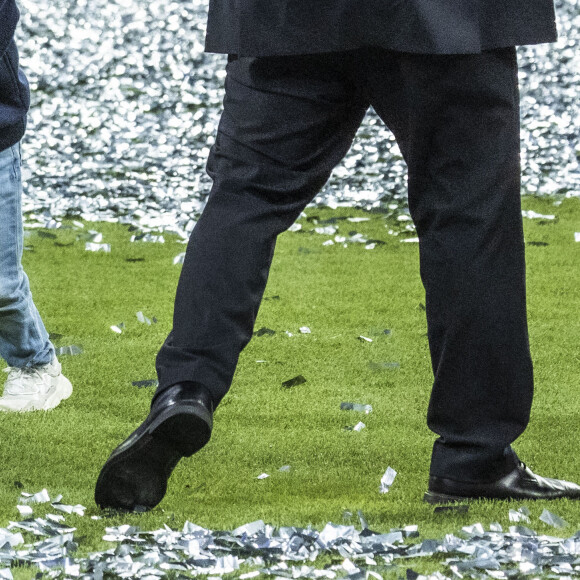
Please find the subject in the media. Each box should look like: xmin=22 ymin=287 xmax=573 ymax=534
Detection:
xmin=43 ymin=376 xmax=73 ymax=411
xmin=0 ymin=375 xmax=73 ymax=412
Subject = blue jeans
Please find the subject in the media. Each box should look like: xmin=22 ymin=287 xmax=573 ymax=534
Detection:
xmin=0 ymin=143 xmax=54 ymax=368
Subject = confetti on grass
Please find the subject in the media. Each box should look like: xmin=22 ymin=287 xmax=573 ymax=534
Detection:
xmin=254 ymin=327 xmax=276 ymax=337
xmin=539 ymin=508 xmax=568 ymax=529
xmin=281 ymin=375 xmax=307 ymax=389
xmin=1 ymin=491 xmax=578 ymax=579
xmin=173 ymin=252 xmax=186 ymax=265
xmin=132 ymin=379 xmax=159 ymax=389
xmin=340 ymin=402 xmax=372 ymax=413
xmin=379 ymin=466 xmax=397 ymax=493
xmin=521 ymin=210 xmax=556 ymax=220
xmin=344 ymin=421 xmax=366 ymax=432
xmin=85 ymin=242 xmax=111 ymax=252
xmin=55 ymin=345 xmax=83 ymax=356
xmin=368 ymin=361 xmax=400 ymax=370
xmin=509 ymin=507 xmax=531 ymax=523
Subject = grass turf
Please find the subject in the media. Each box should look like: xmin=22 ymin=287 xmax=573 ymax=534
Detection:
xmin=0 ymin=194 xmax=579 ymax=577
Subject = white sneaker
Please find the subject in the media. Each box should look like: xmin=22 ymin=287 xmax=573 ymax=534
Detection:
xmin=0 ymin=356 xmax=73 ymax=412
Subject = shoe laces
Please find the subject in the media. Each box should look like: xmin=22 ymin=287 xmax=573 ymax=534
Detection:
xmin=2 ymin=365 xmax=51 ymax=395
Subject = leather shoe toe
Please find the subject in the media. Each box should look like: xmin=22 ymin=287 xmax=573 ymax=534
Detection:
xmin=424 ymin=462 xmax=580 ymax=504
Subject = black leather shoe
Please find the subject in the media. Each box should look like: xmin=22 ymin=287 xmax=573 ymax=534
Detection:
xmin=424 ymin=462 xmax=580 ymax=504
xmin=95 ymin=382 xmax=213 ymax=511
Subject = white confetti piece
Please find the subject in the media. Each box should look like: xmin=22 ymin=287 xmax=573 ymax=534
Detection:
xmin=136 ymin=311 xmax=152 ymax=325
xmin=315 ymin=226 xmax=338 ymax=235
xmin=509 ymin=508 xmax=530 ymax=523
xmin=173 ymin=252 xmax=186 ymax=265
xmin=539 ymin=509 xmax=568 ymax=529
xmin=85 ymin=242 xmax=111 ymax=252
xmin=379 ymin=466 xmax=397 ymax=494
xmin=19 ymin=488 xmax=50 ymax=505
xmin=521 ymin=210 xmax=555 ymax=220
xmin=16 ymin=505 xmax=33 ymax=516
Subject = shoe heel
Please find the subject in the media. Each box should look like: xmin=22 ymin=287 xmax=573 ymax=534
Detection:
xmin=152 ymin=411 xmax=211 ymax=457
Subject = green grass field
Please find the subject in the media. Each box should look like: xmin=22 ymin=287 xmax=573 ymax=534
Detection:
xmin=1 ymin=195 xmax=579 ymax=578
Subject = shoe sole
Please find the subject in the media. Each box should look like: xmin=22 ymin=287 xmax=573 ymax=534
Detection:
xmin=0 ymin=376 xmax=73 ymax=412
xmin=424 ymin=490 xmax=580 ymax=503
xmin=423 ymin=491 xmax=472 ymax=504
xmin=43 ymin=376 xmax=73 ymax=410
xmin=95 ymin=405 xmax=211 ymax=511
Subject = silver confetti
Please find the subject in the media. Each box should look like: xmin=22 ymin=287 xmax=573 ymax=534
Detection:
xmin=132 ymin=379 xmax=159 ymax=388
xmin=379 ymin=467 xmax=397 ymax=494
xmin=16 ymin=505 xmax=33 ymax=516
xmin=508 ymin=507 xmax=531 ymax=523
xmin=136 ymin=311 xmax=156 ymax=325
xmin=173 ymin=252 xmax=186 ymax=265
xmin=368 ymin=362 xmax=400 ymax=371
xmin=51 ymin=504 xmax=86 ymax=516
xmin=130 ymin=233 xmax=165 ymax=243
xmin=1 ymin=497 xmax=580 ymax=579
xmin=85 ymin=242 xmax=111 ymax=253
xmin=281 ymin=375 xmax=307 ymax=389
xmin=19 ymin=488 xmax=51 ymax=505
xmin=521 ymin=210 xmax=556 ymax=219
xmin=55 ymin=345 xmax=83 ymax=356
xmin=340 ymin=402 xmax=373 ymax=414
xmin=539 ymin=509 xmax=568 ymax=529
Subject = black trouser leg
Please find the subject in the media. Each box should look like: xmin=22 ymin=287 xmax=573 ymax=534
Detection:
xmin=155 ymin=54 xmax=368 ymax=407
xmin=367 ymin=47 xmax=532 ymax=481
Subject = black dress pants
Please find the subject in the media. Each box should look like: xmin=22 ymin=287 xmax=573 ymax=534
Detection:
xmin=155 ymin=47 xmax=533 ymax=482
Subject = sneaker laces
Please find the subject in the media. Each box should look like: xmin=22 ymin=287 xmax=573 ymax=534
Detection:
xmin=2 ymin=366 xmax=50 ymax=395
